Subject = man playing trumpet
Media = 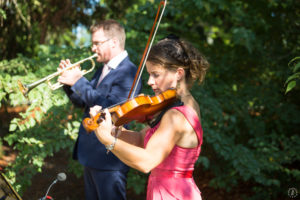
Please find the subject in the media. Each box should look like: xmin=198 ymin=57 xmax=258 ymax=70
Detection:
xmin=58 ymin=19 xmax=141 ymax=200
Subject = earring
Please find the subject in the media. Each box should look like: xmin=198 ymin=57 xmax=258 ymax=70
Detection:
xmin=176 ymin=81 xmax=180 ymax=90
xmin=175 ymin=81 xmax=181 ymax=100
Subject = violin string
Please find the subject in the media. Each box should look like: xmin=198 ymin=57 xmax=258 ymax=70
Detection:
xmin=131 ymin=0 xmax=168 ymax=98
xmin=106 ymin=95 xmax=138 ymax=110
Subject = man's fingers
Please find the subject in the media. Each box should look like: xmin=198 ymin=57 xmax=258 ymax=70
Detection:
xmin=59 ymin=59 xmax=71 ymax=69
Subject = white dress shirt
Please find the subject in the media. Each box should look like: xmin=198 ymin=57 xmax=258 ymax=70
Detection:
xmin=97 ymin=50 xmax=128 ymax=87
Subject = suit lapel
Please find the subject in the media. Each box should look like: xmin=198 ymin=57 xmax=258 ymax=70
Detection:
xmin=97 ymin=57 xmax=129 ymax=86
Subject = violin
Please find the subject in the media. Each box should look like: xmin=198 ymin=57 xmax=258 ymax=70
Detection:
xmin=82 ymin=89 xmax=177 ymax=133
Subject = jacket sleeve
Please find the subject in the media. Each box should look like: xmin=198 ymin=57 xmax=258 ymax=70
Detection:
xmin=70 ymin=64 xmax=139 ymax=109
xmin=62 ymin=69 xmax=101 ymax=108
xmin=63 ymin=85 xmax=85 ymax=108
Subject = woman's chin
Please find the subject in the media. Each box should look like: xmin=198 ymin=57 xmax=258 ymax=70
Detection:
xmin=153 ymin=89 xmax=161 ymax=95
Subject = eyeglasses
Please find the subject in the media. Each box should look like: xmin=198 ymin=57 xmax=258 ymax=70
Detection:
xmin=91 ymin=39 xmax=110 ymax=48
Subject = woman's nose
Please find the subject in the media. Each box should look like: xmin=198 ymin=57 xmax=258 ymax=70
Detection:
xmin=147 ymin=76 xmax=154 ymax=86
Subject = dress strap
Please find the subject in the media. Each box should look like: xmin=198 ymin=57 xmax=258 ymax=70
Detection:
xmin=171 ymin=106 xmax=203 ymax=146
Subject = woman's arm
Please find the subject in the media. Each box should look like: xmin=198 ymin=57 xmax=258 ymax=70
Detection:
xmin=94 ymin=108 xmax=186 ymax=173
xmin=113 ymin=126 xmax=148 ymax=148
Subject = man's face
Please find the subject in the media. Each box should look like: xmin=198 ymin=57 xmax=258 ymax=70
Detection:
xmin=91 ymin=28 xmax=111 ymax=63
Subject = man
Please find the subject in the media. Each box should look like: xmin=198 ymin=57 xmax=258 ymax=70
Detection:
xmin=58 ymin=19 xmax=142 ymax=200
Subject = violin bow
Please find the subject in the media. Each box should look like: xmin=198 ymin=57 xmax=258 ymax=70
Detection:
xmin=127 ymin=0 xmax=168 ymax=99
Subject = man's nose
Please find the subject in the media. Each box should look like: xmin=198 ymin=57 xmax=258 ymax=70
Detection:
xmin=91 ymin=46 xmax=97 ymax=52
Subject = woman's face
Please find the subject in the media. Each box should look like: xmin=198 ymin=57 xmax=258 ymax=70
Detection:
xmin=146 ymin=61 xmax=178 ymax=95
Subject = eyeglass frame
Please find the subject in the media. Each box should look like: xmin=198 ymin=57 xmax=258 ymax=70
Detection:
xmin=91 ymin=38 xmax=111 ymax=48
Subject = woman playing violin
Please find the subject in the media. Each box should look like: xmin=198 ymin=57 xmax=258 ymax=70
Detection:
xmin=90 ymin=35 xmax=209 ymax=200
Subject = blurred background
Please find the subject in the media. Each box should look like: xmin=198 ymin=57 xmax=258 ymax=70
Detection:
xmin=0 ymin=0 xmax=299 ymax=199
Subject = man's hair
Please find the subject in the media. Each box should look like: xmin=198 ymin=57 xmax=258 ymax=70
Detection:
xmin=90 ymin=19 xmax=126 ymax=49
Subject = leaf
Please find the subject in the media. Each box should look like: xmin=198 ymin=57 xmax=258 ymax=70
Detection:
xmin=198 ymin=156 xmax=210 ymax=169
xmin=288 ymin=56 xmax=300 ymax=67
xmin=288 ymin=56 xmax=300 ymax=72
xmin=285 ymin=81 xmax=296 ymax=94
xmin=293 ymin=61 xmax=300 ymax=73
xmin=34 ymin=110 xmax=42 ymax=122
xmin=285 ymin=72 xmax=300 ymax=85
xmin=9 ymin=123 xmax=18 ymax=132
xmin=0 ymin=9 xmax=6 ymax=19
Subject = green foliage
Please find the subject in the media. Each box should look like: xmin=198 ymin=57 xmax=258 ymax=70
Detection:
xmin=285 ymin=57 xmax=300 ymax=94
xmin=127 ymin=169 xmax=147 ymax=195
xmin=1 ymin=0 xmax=299 ymax=199
xmin=0 ymin=8 xmax=6 ymax=19
xmin=0 ymin=45 xmax=92 ymax=194
xmin=0 ymin=0 xmax=97 ymax=59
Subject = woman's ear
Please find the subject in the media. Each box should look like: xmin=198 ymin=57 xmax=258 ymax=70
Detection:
xmin=176 ymin=68 xmax=185 ymax=81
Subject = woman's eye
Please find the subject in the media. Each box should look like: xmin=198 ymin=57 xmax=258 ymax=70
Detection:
xmin=152 ymin=73 xmax=159 ymax=78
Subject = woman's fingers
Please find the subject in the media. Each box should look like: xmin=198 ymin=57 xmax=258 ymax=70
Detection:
xmin=103 ymin=109 xmax=111 ymax=122
xmin=89 ymin=105 xmax=102 ymax=117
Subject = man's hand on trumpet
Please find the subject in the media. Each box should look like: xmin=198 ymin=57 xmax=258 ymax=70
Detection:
xmin=58 ymin=59 xmax=83 ymax=86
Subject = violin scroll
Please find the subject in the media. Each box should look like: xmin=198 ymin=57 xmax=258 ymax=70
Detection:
xmin=83 ymin=112 xmax=106 ymax=133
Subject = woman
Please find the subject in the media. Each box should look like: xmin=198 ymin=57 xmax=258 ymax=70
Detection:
xmin=89 ymin=35 xmax=209 ymax=200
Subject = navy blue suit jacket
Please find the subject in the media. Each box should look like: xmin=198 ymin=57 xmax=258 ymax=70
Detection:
xmin=64 ymin=56 xmax=141 ymax=171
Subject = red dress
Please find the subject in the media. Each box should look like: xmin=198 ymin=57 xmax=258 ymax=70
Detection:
xmin=144 ymin=105 xmax=203 ymax=200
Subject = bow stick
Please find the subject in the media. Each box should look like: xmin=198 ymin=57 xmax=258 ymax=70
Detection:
xmin=128 ymin=0 xmax=168 ymax=99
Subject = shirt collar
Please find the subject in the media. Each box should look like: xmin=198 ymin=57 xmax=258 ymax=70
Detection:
xmin=106 ymin=50 xmax=128 ymax=70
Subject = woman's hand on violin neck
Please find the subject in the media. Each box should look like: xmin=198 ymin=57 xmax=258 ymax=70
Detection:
xmin=92 ymin=108 xmax=114 ymax=145
xmin=89 ymin=105 xmax=102 ymax=117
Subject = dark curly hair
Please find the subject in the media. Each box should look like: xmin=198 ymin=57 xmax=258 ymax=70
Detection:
xmin=147 ymin=35 xmax=209 ymax=87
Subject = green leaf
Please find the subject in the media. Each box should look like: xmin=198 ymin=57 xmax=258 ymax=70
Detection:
xmin=288 ymin=56 xmax=300 ymax=67
xmin=9 ymin=123 xmax=18 ymax=132
xmin=34 ymin=110 xmax=43 ymax=122
xmin=285 ymin=72 xmax=300 ymax=85
xmin=29 ymin=117 xmax=36 ymax=127
xmin=293 ymin=61 xmax=300 ymax=73
xmin=0 ymin=9 xmax=6 ymax=19
xmin=285 ymin=81 xmax=296 ymax=94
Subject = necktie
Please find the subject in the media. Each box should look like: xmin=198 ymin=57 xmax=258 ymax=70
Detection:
xmin=97 ymin=64 xmax=110 ymax=87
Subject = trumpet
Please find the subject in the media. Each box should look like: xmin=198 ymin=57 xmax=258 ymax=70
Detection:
xmin=18 ymin=53 xmax=98 ymax=97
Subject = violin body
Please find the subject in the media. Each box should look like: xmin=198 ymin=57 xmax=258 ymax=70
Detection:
xmin=82 ymin=89 xmax=177 ymax=133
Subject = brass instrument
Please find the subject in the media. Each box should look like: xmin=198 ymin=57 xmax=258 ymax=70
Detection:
xmin=18 ymin=54 xmax=98 ymax=97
